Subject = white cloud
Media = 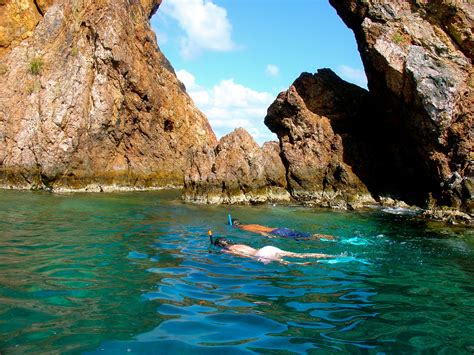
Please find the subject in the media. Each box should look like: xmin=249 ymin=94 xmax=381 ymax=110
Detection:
xmin=161 ymin=0 xmax=236 ymax=59
xmin=176 ymin=69 xmax=196 ymax=89
xmin=265 ymin=64 xmax=279 ymax=77
xmin=176 ymin=70 xmax=277 ymax=144
xmin=337 ymin=65 xmax=368 ymax=88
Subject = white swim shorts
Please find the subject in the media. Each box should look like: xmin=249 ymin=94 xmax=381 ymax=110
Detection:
xmin=255 ymin=245 xmax=284 ymax=263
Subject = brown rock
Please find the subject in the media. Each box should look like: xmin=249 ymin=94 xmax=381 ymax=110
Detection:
xmin=265 ymin=70 xmax=374 ymax=209
xmin=421 ymin=208 xmax=472 ymax=225
xmin=183 ymin=128 xmax=290 ymax=204
xmin=329 ymin=0 xmax=473 ymax=213
xmin=0 ymin=0 xmax=216 ymax=191
xmin=0 ymin=0 xmax=53 ymax=58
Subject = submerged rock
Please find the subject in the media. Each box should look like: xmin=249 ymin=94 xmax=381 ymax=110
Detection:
xmin=421 ymin=208 xmax=472 ymax=225
xmin=0 ymin=0 xmax=216 ymax=191
xmin=265 ymin=70 xmax=375 ymax=209
xmin=183 ymin=128 xmax=290 ymax=204
xmin=329 ymin=0 xmax=473 ymax=214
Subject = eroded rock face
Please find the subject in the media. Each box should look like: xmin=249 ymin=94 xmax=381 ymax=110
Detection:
xmin=183 ymin=128 xmax=290 ymax=204
xmin=0 ymin=0 xmax=54 ymax=58
xmin=329 ymin=0 xmax=473 ymax=213
xmin=265 ymin=70 xmax=374 ymax=209
xmin=0 ymin=0 xmax=216 ymax=191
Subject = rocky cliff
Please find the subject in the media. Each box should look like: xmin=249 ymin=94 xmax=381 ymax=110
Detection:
xmin=265 ymin=69 xmax=375 ymax=209
xmin=183 ymin=128 xmax=290 ymax=204
xmin=329 ymin=0 xmax=473 ymax=213
xmin=182 ymin=1 xmax=472 ymax=214
xmin=0 ymin=0 xmax=216 ymax=191
xmin=184 ymin=70 xmax=376 ymax=209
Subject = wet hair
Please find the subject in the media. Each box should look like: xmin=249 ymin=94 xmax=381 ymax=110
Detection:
xmin=213 ymin=237 xmax=233 ymax=248
xmin=208 ymin=230 xmax=233 ymax=248
xmin=231 ymin=218 xmax=240 ymax=226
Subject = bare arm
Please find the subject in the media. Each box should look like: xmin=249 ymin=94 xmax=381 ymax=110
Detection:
xmin=280 ymin=251 xmax=334 ymax=259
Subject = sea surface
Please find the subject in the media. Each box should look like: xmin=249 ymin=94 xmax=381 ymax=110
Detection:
xmin=0 ymin=190 xmax=473 ymax=354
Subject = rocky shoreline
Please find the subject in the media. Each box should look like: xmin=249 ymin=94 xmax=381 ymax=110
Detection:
xmin=1 ymin=182 xmax=471 ymax=224
xmin=183 ymin=128 xmax=290 ymax=205
xmin=0 ymin=183 xmax=181 ymax=193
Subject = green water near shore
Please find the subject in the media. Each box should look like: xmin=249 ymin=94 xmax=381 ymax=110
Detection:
xmin=0 ymin=190 xmax=473 ymax=354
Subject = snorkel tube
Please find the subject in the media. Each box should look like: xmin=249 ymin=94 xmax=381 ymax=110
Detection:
xmin=208 ymin=230 xmax=214 ymax=245
xmin=228 ymin=213 xmax=233 ymax=226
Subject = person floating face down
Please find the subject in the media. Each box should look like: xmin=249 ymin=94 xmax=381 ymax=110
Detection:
xmin=227 ymin=215 xmax=335 ymax=241
xmin=208 ymin=230 xmax=333 ymax=264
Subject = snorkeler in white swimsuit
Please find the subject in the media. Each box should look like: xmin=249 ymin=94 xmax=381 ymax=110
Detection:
xmin=208 ymin=231 xmax=333 ymax=264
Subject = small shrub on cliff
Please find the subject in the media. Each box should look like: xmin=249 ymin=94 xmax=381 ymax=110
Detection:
xmin=25 ymin=80 xmax=41 ymax=95
xmin=392 ymin=31 xmax=409 ymax=46
xmin=0 ymin=64 xmax=8 ymax=75
xmin=392 ymin=32 xmax=403 ymax=44
xmin=71 ymin=46 xmax=79 ymax=57
xmin=29 ymin=57 xmax=44 ymax=76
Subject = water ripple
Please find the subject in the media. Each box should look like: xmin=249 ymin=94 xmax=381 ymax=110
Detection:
xmin=0 ymin=190 xmax=473 ymax=354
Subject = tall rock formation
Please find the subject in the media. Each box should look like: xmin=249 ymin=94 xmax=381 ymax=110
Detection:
xmin=183 ymin=128 xmax=290 ymax=204
xmin=0 ymin=0 xmax=216 ymax=191
xmin=329 ymin=0 xmax=473 ymax=213
xmin=265 ymin=69 xmax=375 ymax=209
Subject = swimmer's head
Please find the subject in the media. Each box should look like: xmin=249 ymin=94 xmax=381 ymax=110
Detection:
xmin=213 ymin=237 xmax=232 ymax=248
xmin=231 ymin=218 xmax=240 ymax=226
xmin=208 ymin=230 xmax=233 ymax=248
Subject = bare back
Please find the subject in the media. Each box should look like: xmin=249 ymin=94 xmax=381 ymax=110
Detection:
xmin=225 ymin=244 xmax=258 ymax=258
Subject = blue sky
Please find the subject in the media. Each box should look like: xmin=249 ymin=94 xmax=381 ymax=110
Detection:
xmin=151 ymin=0 xmax=366 ymax=144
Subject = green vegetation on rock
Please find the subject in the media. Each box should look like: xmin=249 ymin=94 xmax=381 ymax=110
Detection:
xmin=25 ymin=80 xmax=41 ymax=95
xmin=29 ymin=57 xmax=44 ymax=76
xmin=0 ymin=63 xmax=8 ymax=75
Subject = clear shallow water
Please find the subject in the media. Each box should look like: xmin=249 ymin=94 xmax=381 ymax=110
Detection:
xmin=0 ymin=190 xmax=473 ymax=354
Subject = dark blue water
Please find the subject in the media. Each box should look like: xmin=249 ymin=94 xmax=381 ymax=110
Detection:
xmin=0 ymin=190 xmax=473 ymax=354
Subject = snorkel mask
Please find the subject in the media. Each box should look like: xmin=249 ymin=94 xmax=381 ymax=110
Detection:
xmin=208 ymin=230 xmax=233 ymax=248
xmin=227 ymin=214 xmax=240 ymax=227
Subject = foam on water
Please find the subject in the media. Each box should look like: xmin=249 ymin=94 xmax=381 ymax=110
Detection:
xmin=382 ymin=207 xmax=419 ymax=216
xmin=318 ymin=255 xmax=372 ymax=265
xmin=340 ymin=236 xmax=372 ymax=246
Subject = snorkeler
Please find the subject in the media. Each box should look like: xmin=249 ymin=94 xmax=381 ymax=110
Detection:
xmin=208 ymin=230 xmax=333 ymax=264
xmin=226 ymin=214 xmax=335 ymax=240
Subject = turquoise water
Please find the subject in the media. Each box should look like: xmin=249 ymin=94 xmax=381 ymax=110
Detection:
xmin=0 ymin=190 xmax=473 ymax=354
